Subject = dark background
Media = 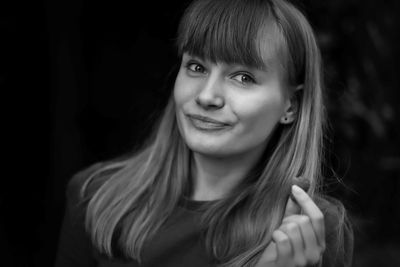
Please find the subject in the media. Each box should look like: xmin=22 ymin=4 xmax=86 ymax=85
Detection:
xmin=1 ymin=0 xmax=399 ymax=266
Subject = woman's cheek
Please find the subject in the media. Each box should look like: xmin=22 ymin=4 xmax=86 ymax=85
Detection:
xmin=233 ymin=95 xmax=284 ymax=140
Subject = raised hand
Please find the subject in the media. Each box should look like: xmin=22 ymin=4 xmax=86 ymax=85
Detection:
xmin=256 ymin=185 xmax=325 ymax=267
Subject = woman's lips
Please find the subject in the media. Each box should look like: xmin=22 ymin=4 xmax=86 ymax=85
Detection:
xmin=186 ymin=114 xmax=232 ymax=131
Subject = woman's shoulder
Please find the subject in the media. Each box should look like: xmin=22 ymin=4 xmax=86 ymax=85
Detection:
xmin=314 ymin=195 xmax=354 ymax=267
xmin=314 ymin=195 xmax=352 ymax=234
xmin=314 ymin=195 xmax=346 ymax=221
xmin=65 ymin=161 xmax=123 ymax=213
xmin=67 ymin=162 xmax=102 ymax=196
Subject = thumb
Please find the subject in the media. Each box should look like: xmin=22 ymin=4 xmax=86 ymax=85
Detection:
xmin=284 ymin=196 xmax=301 ymax=217
xmin=284 ymin=176 xmax=310 ymax=217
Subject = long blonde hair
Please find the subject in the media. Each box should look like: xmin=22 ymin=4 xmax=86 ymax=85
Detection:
xmin=82 ymin=0 xmax=337 ymax=266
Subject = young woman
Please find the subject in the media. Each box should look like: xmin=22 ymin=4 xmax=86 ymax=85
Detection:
xmin=55 ymin=0 xmax=353 ymax=266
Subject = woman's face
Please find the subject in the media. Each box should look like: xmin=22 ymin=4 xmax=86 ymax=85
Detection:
xmin=174 ymin=53 xmax=290 ymax=158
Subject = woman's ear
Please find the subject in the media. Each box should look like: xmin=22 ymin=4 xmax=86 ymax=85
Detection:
xmin=280 ymin=85 xmax=303 ymax=124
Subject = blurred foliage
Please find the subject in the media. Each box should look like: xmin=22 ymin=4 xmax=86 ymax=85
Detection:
xmin=302 ymin=0 xmax=398 ymax=157
xmin=299 ymin=0 xmax=400 ymax=264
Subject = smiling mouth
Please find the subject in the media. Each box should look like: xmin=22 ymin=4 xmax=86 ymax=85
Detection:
xmin=186 ymin=114 xmax=232 ymax=131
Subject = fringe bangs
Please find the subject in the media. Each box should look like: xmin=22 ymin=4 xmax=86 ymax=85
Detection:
xmin=176 ymin=0 xmax=284 ymax=70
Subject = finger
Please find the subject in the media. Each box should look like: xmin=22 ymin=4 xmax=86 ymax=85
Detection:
xmin=272 ymin=230 xmax=293 ymax=267
xmin=283 ymin=215 xmax=321 ymax=263
xmin=284 ymin=197 xmax=301 ymax=217
xmin=285 ymin=176 xmax=310 ymax=217
xmin=291 ymin=185 xmax=325 ymax=248
xmin=257 ymin=241 xmax=278 ymax=264
xmin=279 ymin=222 xmax=307 ymax=266
xmin=292 ymin=176 xmax=310 ymax=194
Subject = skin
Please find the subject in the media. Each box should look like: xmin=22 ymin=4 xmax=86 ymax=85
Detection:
xmin=174 ymin=52 xmax=325 ymax=265
xmin=174 ymin=53 xmax=293 ymax=158
xmin=174 ymin=53 xmax=295 ymax=200
xmin=256 ymin=185 xmax=326 ymax=267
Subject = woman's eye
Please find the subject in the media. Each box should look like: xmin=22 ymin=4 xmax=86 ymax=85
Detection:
xmin=232 ymin=73 xmax=256 ymax=85
xmin=187 ymin=62 xmax=205 ymax=73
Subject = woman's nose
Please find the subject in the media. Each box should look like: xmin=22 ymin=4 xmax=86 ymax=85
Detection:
xmin=195 ymin=74 xmax=225 ymax=110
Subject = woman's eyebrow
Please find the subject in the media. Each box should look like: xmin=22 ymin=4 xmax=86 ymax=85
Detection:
xmin=184 ymin=53 xmax=206 ymax=61
xmin=228 ymin=62 xmax=270 ymax=73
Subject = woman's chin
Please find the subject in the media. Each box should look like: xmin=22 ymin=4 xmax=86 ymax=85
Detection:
xmin=186 ymin=139 xmax=232 ymax=158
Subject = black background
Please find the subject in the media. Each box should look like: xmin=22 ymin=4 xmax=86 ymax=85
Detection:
xmin=1 ymin=0 xmax=399 ymax=266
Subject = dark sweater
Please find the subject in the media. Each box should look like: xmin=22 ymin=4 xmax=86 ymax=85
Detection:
xmin=54 ymin=164 xmax=353 ymax=267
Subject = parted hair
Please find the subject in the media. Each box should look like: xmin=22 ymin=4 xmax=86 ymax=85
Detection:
xmin=80 ymin=0 xmax=348 ymax=266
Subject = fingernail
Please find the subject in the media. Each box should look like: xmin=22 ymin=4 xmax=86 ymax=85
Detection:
xmin=293 ymin=177 xmax=310 ymax=192
xmin=292 ymin=184 xmax=302 ymax=195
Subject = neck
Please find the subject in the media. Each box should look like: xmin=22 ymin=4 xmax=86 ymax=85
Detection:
xmin=190 ymin=148 xmax=265 ymax=201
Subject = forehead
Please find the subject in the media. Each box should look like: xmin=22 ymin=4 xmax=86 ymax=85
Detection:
xmin=182 ymin=24 xmax=285 ymax=73
xmin=176 ymin=0 xmax=287 ymax=72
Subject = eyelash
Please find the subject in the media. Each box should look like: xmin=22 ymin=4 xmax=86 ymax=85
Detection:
xmin=186 ymin=62 xmax=206 ymax=73
xmin=232 ymin=73 xmax=256 ymax=85
xmin=185 ymin=61 xmax=257 ymax=85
